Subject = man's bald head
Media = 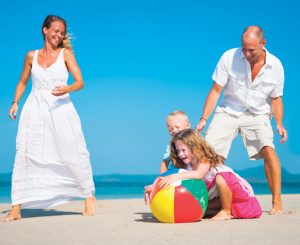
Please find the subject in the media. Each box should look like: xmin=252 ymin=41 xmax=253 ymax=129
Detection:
xmin=241 ymin=25 xmax=266 ymax=65
xmin=242 ymin=26 xmax=265 ymax=44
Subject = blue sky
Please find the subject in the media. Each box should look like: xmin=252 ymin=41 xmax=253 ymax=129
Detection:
xmin=0 ymin=0 xmax=299 ymax=174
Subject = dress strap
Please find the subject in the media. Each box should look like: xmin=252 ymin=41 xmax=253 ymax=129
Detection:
xmin=32 ymin=50 xmax=39 ymax=65
xmin=59 ymin=48 xmax=65 ymax=60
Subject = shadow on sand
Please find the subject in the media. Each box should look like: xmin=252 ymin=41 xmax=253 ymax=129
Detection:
xmin=1 ymin=209 xmax=81 ymax=219
xmin=134 ymin=212 xmax=159 ymax=223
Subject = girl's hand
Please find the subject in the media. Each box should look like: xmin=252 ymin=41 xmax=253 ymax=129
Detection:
xmin=51 ymin=85 xmax=70 ymax=96
xmin=9 ymin=103 xmax=18 ymax=119
xmin=144 ymin=185 xmax=152 ymax=205
xmin=144 ymin=185 xmax=152 ymax=193
xmin=159 ymin=174 xmax=178 ymax=189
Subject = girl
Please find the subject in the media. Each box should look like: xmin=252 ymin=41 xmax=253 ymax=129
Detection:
xmin=159 ymin=128 xmax=262 ymax=220
xmin=2 ymin=15 xmax=95 ymax=222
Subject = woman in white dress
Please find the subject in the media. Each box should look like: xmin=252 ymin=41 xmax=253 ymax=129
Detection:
xmin=2 ymin=15 xmax=96 ymax=221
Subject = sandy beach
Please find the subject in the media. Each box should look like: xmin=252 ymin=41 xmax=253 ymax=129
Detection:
xmin=0 ymin=194 xmax=299 ymax=245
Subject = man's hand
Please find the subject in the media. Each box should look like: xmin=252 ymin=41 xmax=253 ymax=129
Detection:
xmin=277 ymin=125 xmax=288 ymax=143
xmin=196 ymin=118 xmax=207 ymax=132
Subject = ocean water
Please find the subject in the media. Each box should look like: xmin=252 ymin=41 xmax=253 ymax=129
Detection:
xmin=0 ymin=176 xmax=300 ymax=203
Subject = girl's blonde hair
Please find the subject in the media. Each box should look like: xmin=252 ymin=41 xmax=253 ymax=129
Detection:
xmin=170 ymin=128 xmax=225 ymax=168
xmin=42 ymin=15 xmax=72 ymax=49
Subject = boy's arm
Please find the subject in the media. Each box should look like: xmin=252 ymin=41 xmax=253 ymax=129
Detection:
xmin=159 ymin=159 xmax=170 ymax=174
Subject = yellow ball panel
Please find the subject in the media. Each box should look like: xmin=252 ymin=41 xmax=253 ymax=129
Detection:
xmin=150 ymin=186 xmax=175 ymax=223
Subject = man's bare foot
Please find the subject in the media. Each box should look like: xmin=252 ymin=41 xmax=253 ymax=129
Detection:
xmin=269 ymin=204 xmax=283 ymax=215
xmin=82 ymin=196 xmax=96 ymax=216
xmin=210 ymin=210 xmax=232 ymax=221
xmin=1 ymin=206 xmax=22 ymax=222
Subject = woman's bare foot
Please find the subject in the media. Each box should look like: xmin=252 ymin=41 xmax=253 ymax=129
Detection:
xmin=0 ymin=205 xmax=22 ymax=222
xmin=269 ymin=204 xmax=284 ymax=215
xmin=210 ymin=210 xmax=232 ymax=221
xmin=82 ymin=196 xmax=96 ymax=216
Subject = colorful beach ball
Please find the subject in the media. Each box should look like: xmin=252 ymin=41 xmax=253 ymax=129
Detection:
xmin=150 ymin=168 xmax=208 ymax=223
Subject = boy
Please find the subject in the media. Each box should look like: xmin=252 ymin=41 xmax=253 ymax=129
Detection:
xmin=160 ymin=111 xmax=191 ymax=173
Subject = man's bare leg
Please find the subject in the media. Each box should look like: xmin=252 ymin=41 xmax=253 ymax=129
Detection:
xmin=262 ymin=146 xmax=283 ymax=215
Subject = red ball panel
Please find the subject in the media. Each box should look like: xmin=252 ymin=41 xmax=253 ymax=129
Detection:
xmin=174 ymin=185 xmax=203 ymax=223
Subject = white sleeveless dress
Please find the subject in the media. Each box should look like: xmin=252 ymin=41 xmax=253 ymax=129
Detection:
xmin=11 ymin=49 xmax=95 ymax=209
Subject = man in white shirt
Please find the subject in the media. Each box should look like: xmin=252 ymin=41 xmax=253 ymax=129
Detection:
xmin=196 ymin=26 xmax=288 ymax=215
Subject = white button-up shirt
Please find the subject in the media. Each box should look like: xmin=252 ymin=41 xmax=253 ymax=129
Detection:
xmin=212 ymin=48 xmax=284 ymax=116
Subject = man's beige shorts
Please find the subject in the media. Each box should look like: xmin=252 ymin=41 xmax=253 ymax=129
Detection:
xmin=205 ymin=108 xmax=274 ymax=160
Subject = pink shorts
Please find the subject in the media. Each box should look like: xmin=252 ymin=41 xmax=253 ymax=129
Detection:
xmin=217 ymin=172 xmax=262 ymax=219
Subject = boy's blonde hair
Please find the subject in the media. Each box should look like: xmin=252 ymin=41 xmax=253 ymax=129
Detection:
xmin=170 ymin=128 xmax=225 ymax=169
xmin=166 ymin=110 xmax=189 ymax=122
